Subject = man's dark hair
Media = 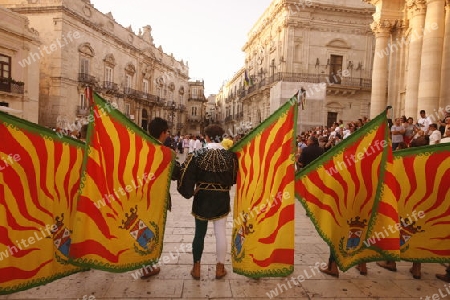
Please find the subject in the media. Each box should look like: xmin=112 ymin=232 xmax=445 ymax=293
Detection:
xmin=420 ymin=110 xmax=426 ymax=114
xmin=309 ymin=136 xmax=318 ymax=145
xmin=204 ymin=124 xmax=225 ymax=142
xmin=148 ymin=117 xmax=168 ymax=139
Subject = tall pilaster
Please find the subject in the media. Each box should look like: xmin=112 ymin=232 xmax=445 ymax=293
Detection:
xmin=388 ymin=24 xmax=405 ymax=117
xmin=370 ymin=21 xmax=392 ymax=119
xmin=417 ymin=0 xmax=446 ymax=116
xmin=440 ymin=0 xmax=450 ymax=109
xmin=404 ymin=0 xmax=427 ymax=119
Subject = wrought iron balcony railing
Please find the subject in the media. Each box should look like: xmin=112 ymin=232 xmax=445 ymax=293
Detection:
xmin=78 ymin=73 xmax=96 ymax=84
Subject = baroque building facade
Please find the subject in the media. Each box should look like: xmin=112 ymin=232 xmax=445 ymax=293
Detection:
xmin=0 ymin=6 xmax=40 ymax=123
xmin=0 ymin=0 xmax=190 ymax=132
xmin=185 ymin=80 xmax=207 ymax=135
xmin=363 ymin=0 xmax=450 ymax=121
xmin=217 ymin=0 xmax=375 ymax=134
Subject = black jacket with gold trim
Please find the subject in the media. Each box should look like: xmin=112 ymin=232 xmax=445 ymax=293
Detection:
xmin=177 ymin=144 xmax=238 ymax=220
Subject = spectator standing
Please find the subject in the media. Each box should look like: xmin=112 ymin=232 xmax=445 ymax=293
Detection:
xmin=417 ymin=110 xmax=431 ymax=134
xmin=428 ymin=123 xmax=442 ymax=145
xmin=391 ymin=118 xmax=405 ymax=151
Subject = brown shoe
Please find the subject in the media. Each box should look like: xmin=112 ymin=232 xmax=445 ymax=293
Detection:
xmin=191 ymin=262 xmax=200 ymax=280
xmin=216 ymin=263 xmax=227 ymax=279
xmin=320 ymin=260 xmax=339 ymax=278
xmin=436 ymin=273 xmax=450 ymax=283
xmin=376 ymin=261 xmax=397 ymax=272
xmin=356 ymin=263 xmax=367 ymax=275
xmin=140 ymin=266 xmax=160 ymax=279
xmin=409 ymin=263 xmax=421 ymax=279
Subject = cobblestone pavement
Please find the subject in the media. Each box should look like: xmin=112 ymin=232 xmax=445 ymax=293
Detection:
xmin=0 ymin=181 xmax=447 ymax=300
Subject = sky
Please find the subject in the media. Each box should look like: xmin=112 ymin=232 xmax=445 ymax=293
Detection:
xmin=91 ymin=0 xmax=274 ymax=96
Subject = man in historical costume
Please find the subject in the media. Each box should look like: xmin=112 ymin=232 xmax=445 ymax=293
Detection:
xmin=140 ymin=117 xmax=180 ymax=279
xmin=177 ymin=124 xmax=238 ymax=280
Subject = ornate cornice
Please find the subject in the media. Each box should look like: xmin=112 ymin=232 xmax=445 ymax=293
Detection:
xmin=407 ymin=0 xmax=427 ymax=17
xmin=370 ymin=19 xmax=399 ymax=35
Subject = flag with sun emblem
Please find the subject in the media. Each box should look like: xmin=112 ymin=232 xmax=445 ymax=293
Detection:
xmin=391 ymin=143 xmax=450 ymax=262
xmin=69 ymin=92 xmax=175 ymax=271
xmin=0 ymin=112 xmax=86 ymax=295
xmin=230 ymin=97 xmax=297 ymax=278
xmin=295 ymin=108 xmax=400 ymax=271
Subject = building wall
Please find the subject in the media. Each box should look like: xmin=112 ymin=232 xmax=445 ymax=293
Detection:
xmin=364 ymin=0 xmax=450 ymax=122
xmin=217 ymin=0 xmax=375 ymax=133
xmin=0 ymin=6 xmax=40 ymax=123
xmin=186 ymin=80 xmax=206 ymax=135
xmin=0 ymin=0 xmax=190 ymax=131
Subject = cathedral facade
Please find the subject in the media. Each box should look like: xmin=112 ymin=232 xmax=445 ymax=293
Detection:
xmin=364 ymin=0 xmax=450 ymax=121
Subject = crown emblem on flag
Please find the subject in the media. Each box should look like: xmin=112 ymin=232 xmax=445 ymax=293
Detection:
xmin=400 ymin=218 xmax=425 ymax=235
xmin=119 ymin=205 xmax=139 ymax=230
xmin=347 ymin=216 xmax=368 ymax=228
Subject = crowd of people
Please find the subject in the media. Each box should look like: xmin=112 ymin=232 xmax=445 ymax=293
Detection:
xmin=294 ymin=109 xmax=450 ymax=281
xmin=296 ymin=109 xmax=450 ymax=170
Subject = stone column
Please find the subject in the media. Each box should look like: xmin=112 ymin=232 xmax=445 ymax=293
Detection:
xmin=370 ymin=21 xmax=392 ymax=119
xmin=440 ymin=0 xmax=450 ymax=109
xmin=417 ymin=0 xmax=446 ymax=117
xmin=388 ymin=25 xmax=405 ymax=117
xmin=404 ymin=0 xmax=427 ymax=119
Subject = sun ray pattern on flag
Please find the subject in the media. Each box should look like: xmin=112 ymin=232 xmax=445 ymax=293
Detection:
xmin=230 ymin=98 xmax=297 ymax=278
xmin=295 ymin=109 xmax=400 ymax=271
xmin=69 ymin=93 xmax=175 ymax=272
xmin=0 ymin=112 xmax=86 ymax=295
xmin=391 ymin=143 xmax=450 ymax=262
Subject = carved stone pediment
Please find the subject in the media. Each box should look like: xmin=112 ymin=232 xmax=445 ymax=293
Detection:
xmin=326 ymin=39 xmax=351 ymax=49
xmin=125 ymin=62 xmax=136 ymax=75
xmin=103 ymin=53 xmax=116 ymax=67
xmin=78 ymin=43 xmax=95 ymax=57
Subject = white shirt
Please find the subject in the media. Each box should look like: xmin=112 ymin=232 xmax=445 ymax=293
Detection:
xmin=188 ymin=139 xmax=195 ymax=153
xmin=417 ymin=117 xmax=431 ymax=134
xmin=206 ymin=142 xmax=225 ymax=150
xmin=429 ymin=130 xmax=441 ymax=145
xmin=194 ymin=139 xmax=202 ymax=150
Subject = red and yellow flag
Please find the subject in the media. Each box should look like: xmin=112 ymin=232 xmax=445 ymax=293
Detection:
xmin=392 ymin=143 xmax=450 ymax=262
xmin=230 ymin=98 xmax=297 ymax=278
xmin=295 ymin=109 xmax=400 ymax=271
xmin=70 ymin=93 xmax=175 ymax=271
xmin=0 ymin=112 xmax=86 ymax=295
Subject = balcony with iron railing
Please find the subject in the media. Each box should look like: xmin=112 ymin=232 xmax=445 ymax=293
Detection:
xmin=188 ymin=95 xmax=207 ymax=102
xmin=140 ymin=92 xmax=158 ymax=104
xmin=238 ymin=72 xmax=372 ymax=99
xmin=187 ymin=115 xmax=202 ymax=123
xmin=123 ymin=87 xmax=140 ymax=98
xmin=0 ymin=79 xmax=24 ymax=95
xmin=102 ymin=81 xmax=119 ymax=92
xmin=78 ymin=73 xmax=97 ymax=85
xmin=164 ymin=101 xmax=177 ymax=110
xmin=178 ymin=104 xmax=186 ymax=111
xmin=155 ymin=97 xmax=166 ymax=106
xmin=176 ymin=123 xmax=184 ymax=130
xmin=77 ymin=106 xmax=89 ymax=116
